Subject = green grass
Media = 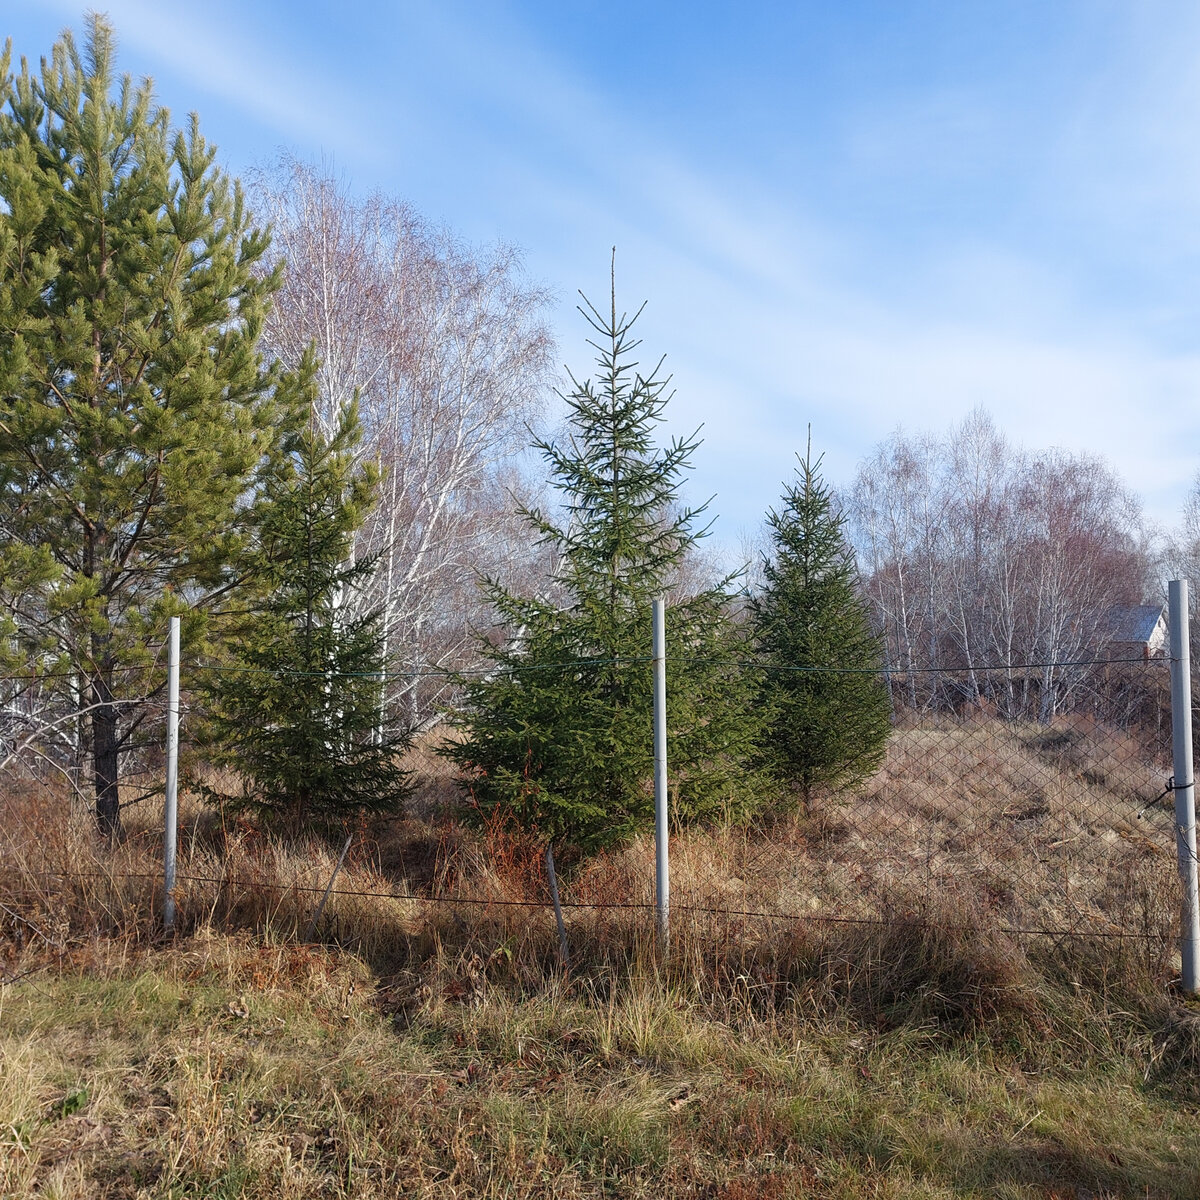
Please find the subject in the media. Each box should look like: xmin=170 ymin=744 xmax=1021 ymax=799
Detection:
xmin=2 ymin=931 xmax=1198 ymax=1199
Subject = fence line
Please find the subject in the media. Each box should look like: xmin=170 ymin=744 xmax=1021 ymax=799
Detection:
xmin=0 ymin=651 xmax=1157 ymax=688
xmin=1 ymin=590 xmax=1196 ymax=989
xmin=4 ymin=866 xmax=1176 ymax=943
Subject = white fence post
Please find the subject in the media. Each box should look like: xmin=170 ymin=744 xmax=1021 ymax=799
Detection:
xmin=652 ymin=596 xmax=669 ymax=948
xmin=163 ymin=616 xmax=180 ymax=933
xmin=1168 ymin=580 xmax=1200 ymax=994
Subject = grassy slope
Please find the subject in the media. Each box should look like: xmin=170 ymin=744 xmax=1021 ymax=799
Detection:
xmin=2 ymin=717 xmax=1199 ymax=1198
xmin=2 ymin=931 xmax=1199 ymax=1199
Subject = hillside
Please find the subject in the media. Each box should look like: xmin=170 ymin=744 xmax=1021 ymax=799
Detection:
xmin=1 ymin=718 xmax=1198 ymax=1198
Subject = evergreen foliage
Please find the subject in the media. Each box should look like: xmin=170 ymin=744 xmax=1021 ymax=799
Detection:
xmin=752 ymin=439 xmax=892 ymax=808
xmin=0 ymin=17 xmax=306 ymax=833
xmin=446 ymin=271 xmax=766 ymax=853
xmin=203 ymin=405 xmax=412 ymax=828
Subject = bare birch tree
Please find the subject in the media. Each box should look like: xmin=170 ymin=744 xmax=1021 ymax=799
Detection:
xmin=1014 ymin=450 xmax=1147 ymax=718
xmin=249 ymin=157 xmax=555 ymax=727
xmin=847 ymin=410 xmax=1149 ymax=718
xmin=847 ymin=429 xmax=944 ymax=707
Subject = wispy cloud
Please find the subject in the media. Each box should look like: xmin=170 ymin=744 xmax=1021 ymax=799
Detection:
xmin=32 ymin=0 xmax=379 ymax=159
xmin=17 ymin=0 xmax=1199 ymax=537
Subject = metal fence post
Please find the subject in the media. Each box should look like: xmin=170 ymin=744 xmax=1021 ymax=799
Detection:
xmin=1168 ymin=580 xmax=1200 ymax=994
xmin=163 ymin=616 xmax=181 ymax=933
xmin=653 ymin=596 xmax=669 ymax=947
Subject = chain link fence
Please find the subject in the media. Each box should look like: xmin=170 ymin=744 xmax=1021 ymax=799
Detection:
xmin=669 ymin=660 xmax=1177 ymax=945
xmin=387 ymin=654 xmax=1183 ymax=953
xmin=0 ymin=645 xmax=1191 ymax=964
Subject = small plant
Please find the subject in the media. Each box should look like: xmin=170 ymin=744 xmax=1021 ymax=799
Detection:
xmin=50 ymin=1089 xmax=88 ymax=1121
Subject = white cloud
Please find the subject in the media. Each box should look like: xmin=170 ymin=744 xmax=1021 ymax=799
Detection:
xmin=613 ymin=229 xmax=1200 ymax=535
xmin=22 ymin=1 xmax=1197 ymax=539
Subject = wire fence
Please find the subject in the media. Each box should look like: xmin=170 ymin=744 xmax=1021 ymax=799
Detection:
xmin=671 ymin=660 xmax=1178 ymax=948
xmin=0 ymin=644 xmax=1192 ymax=966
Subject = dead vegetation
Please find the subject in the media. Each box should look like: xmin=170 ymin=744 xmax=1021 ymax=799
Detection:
xmin=1 ymin=719 xmax=1197 ymax=1197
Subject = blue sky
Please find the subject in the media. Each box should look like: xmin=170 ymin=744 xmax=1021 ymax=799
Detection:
xmin=8 ymin=1 xmax=1200 ymax=542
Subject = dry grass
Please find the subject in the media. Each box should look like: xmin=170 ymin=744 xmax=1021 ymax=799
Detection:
xmin=1 ymin=928 xmax=1199 ymax=1198
xmin=0 ymin=716 xmax=1178 ymax=957
xmin=1 ymin=718 xmax=1198 ymax=1196
xmin=649 ymin=715 xmax=1179 ymax=953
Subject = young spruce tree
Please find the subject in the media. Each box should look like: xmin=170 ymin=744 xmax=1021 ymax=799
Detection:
xmin=203 ymin=404 xmax=411 ymax=830
xmin=752 ymin=438 xmax=892 ymax=810
xmin=446 ymin=269 xmax=765 ymax=853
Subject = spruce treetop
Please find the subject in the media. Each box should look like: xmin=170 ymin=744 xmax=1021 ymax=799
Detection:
xmin=447 ymin=264 xmax=766 ymax=853
xmin=522 ymin=255 xmax=708 ymax=611
xmin=758 ymin=438 xmax=856 ymax=645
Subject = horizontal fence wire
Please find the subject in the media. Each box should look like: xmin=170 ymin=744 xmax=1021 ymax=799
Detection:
xmin=3 ymin=867 xmax=1176 ymax=943
xmin=0 ymin=652 xmax=1189 ymax=954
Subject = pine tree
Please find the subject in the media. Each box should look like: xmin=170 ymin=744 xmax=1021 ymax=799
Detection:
xmin=203 ymin=404 xmax=412 ymax=829
xmin=752 ymin=438 xmax=892 ymax=809
xmin=0 ymin=18 xmax=305 ymax=833
xmin=445 ymin=268 xmax=766 ymax=853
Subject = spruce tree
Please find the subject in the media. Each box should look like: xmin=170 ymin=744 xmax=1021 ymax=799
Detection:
xmin=446 ymin=270 xmax=765 ymax=853
xmin=203 ymin=404 xmax=412 ymax=829
xmin=752 ymin=438 xmax=892 ymax=809
xmin=0 ymin=18 xmax=305 ymax=833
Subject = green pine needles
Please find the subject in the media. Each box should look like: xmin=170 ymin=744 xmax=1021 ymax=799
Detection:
xmin=752 ymin=437 xmax=892 ymax=809
xmin=203 ymin=404 xmax=412 ymax=829
xmin=0 ymin=16 xmax=308 ymax=833
xmin=446 ymin=267 xmax=765 ymax=853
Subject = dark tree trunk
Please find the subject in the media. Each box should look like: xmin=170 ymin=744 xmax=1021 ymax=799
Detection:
xmin=92 ymin=666 xmax=121 ymax=838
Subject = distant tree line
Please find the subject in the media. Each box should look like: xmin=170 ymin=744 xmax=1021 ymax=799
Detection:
xmin=845 ymin=410 xmax=1152 ymax=720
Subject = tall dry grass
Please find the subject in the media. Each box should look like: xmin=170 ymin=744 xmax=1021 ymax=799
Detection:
xmin=3 ymin=720 xmax=1198 ymax=1199
xmin=0 ymin=715 xmax=1184 ymax=1019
